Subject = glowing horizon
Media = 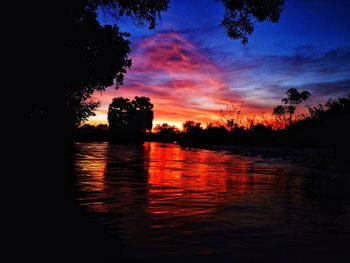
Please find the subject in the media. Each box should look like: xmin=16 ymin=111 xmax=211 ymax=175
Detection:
xmin=87 ymin=1 xmax=350 ymax=128
xmin=88 ymin=32 xmax=284 ymax=128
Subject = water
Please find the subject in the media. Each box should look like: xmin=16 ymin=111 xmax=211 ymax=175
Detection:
xmin=74 ymin=142 xmax=350 ymax=261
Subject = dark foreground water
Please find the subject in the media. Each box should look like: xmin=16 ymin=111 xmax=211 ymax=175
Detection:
xmin=74 ymin=142 xmax=350 ymax=262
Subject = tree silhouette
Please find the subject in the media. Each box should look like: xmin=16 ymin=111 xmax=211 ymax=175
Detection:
xmin=154 ymin=123 xmax=178 ymax=134
xmin=220 ymin=0 xmax=284 ymax=44
xmin=67 ymin=22 xmax=132 ymax=127
xmin=108 ymin=96 xmax=153 ymax=140
xmin=100 ymin=0 xmax=169 ymax=29
xmin=63 ymin=1 xmax=169 ymax=127
xmin=282 ymin=88 xmax=311 ymax=105
xmin=131 ymin=96 xmax=154 ymax=132
xmin=181 ymin=121 xmax=203 ymax=144
xmin=183 ymin=120 xmax=202 ymax=133
xmin=325 ymin=95 xmax=350 ymax=112
xmin=108 ymin=97 xmax=132 ymax=132
xmin=153 ymin=123 xmax=179 ymax=142
xmin=73 ymin=99 xmax=101 ymax=127
xmin=273 ymin=88 xmax=310 ymax=127
xmin=23 ymin=1 xmax=169 ymax=130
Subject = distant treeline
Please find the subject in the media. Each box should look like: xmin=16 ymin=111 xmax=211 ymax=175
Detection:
xmin=75 ymin=92 xmax=350 ymax=154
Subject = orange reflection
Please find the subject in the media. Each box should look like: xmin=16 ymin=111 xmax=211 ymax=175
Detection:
xmin=75 ymin=142 xmax=108 ymax=212
xmin=75 ymin=142 xmax=300 ymax=226
xmin=144 ymin=142 xmax=278 ymax=220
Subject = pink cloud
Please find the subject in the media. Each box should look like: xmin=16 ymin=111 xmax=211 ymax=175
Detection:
xmin=88 ymin=32 xmax=274 ymax=127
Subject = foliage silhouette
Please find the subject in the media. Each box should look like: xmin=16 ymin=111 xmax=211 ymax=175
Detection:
xmin=147 ymin=93 xmax=349 ymax=154
xmin=63 ymin=0 xmax=168 ymax=127
xmin=24 ymin=0 xmax=169 ymax=133
xmin=203 ymin=123 xmax=230 ymax=144
xmin=282 ymin=88 xmax=311 ymax=105
xmin=180 ymin=120 xmax=204 ymax=144
xmin=286 ymin=94 xmax=350 ymax=151
xmin=273 ymin=88 xmax=311 ymax=127
xmin=75 ymin=92 xmax=349 ymax=154
xmin=183 ymin=120 xmax=202 ymax=133
xmin=153 ymin=123 xmax=179 ymax=142
xmin=75 ymin=124 xmax=109 ymax=141
xmin=220 ymin=0 xmax=284 ymax=44
xmin=108 ymin=96 xmax=153 ymax=141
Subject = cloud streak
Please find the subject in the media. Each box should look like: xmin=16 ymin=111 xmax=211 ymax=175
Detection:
xmin=90 ymin=32 xmax=243 ymax=127
xmin=88 ymin=32 xmax=350 ymax=128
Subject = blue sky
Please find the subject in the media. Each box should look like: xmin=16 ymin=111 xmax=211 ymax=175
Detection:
xmin=91 ymin=0 xmax=350 ymax=127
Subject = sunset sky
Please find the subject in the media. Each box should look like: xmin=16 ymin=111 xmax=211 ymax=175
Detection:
xmin=88 ymin=0 xmax=350 ymax=128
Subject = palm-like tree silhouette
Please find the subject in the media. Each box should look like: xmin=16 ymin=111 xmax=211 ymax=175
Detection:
xmin=132 ymin=96 xmax=154 ymax=132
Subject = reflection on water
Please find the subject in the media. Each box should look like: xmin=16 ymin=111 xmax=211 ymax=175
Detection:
xmin=75 ymin=142 xmax=350 ymax=260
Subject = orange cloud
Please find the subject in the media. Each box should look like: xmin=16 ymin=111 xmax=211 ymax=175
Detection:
xmin=88 ymin=32 xmax=274 ymax=128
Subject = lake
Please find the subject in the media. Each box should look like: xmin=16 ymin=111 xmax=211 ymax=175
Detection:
xmin=74 ymin=142 xmax=350 ymax=261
